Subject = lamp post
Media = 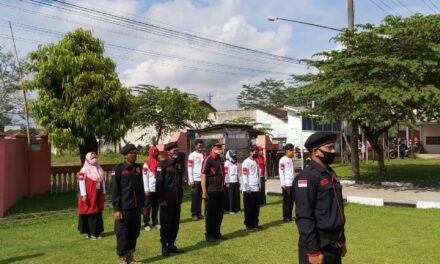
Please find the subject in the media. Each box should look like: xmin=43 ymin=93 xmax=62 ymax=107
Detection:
xmin=266 ymin=16 xmax=342 ymax=32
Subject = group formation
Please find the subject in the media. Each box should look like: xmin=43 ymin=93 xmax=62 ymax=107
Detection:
xmin=76 ymin=131 xmax=347 ymax=264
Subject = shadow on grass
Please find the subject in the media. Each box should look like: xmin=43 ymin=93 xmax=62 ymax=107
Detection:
xmin=139 ymin=218 xmax=286 ymax=263
xmin=0 ymin=253 xmax=44 ymax=264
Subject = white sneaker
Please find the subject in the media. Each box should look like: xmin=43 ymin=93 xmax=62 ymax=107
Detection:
xmin=89 ymin=235 xmax=98 ymax=240
xmin=229 ymin=212 xmax=236 ymax=215
xmin=144 ymin=226 xmax=151 ymax=231
xmin=154 ymin=224 xmax=161 ymax=229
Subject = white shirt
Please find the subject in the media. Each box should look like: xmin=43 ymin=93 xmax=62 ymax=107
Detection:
xmin=241 ymin=158 xmax=261 ymax=192
xmin=143 ymin=163 xmax=157 ymax=192
xmin=224 ymin=160 xmax=239 ymax=183
xmin=279 ymin=156 xmax=295 ymax=187
xmin=188 ymin=151 xmax=204 ymax=183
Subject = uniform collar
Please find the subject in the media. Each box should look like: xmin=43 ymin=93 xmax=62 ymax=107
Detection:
xmin=308 ymin=159 xmax=331 ymax=174
xmin=122 ymin=162 xmax=137 ymax=169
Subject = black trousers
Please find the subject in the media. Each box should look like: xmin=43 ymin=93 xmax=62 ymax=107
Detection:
xmin=259 ymin=178 xmax=266 ymax=205
xmin=205 ymin=191 xmax=224 ymax=238
xmin=143 ymin=192 xmax=159 ymax=226
xmin=298 ymin=243 xmax=342 ymax=264
xmin=225 ymin=182 xmax=240 ymax=213
xmin=191 ymin=181 xmax=202 ymax=217
xmin=282 ymin=186 xmax=294 ymax=220
xmin=78 ymin=212 xmax=104 ymax=237
xmin=115 ymin=208 xmax=141 ymax=256
xmin=243 ymin=191 xmax=260 ymax=228
xmin=160 ymin=202 xmax=181 ymax=244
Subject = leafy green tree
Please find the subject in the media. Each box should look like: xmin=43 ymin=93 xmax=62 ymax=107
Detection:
xmin=133 ymin=84 xmax=211 ymax=144
xmin=0 ymin=45 xmax=22 ymax=131
xmin=224 ymin=116 xmax=273 ymax=135
xmin=236 ymin=79 xmax=287 ymax=108
xmin=26 ymin=28 xmax=133 ymax=163
xmin=291 ymin=14 xmax=440 ymax=177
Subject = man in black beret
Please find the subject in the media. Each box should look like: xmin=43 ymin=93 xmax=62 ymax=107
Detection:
xmin=112 ymin=143 xmax=145 ymax=264
xmin=201 ymin=142 xmax=227 ymax=242
xmin=294 ymin=132 xmax=346 ymax=264
xmin=155 ymin=141 xmax=185 ymax=257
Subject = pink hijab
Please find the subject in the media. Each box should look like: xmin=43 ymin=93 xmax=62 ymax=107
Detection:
xmin=80 ymin=152 xmax=104 ymax=182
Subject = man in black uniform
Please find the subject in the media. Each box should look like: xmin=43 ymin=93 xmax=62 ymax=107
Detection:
xmin=201 ymin=142 xmax=227 ymax=242
xmin=294 ymin=132 xmax=347 ymax=264
xmin=156 ymin=141 xmax=185 ymax=257
xmin=112 ymin=144 xmax=145 ymax=264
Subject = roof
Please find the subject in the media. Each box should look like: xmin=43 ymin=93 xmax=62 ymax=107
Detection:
xmin=252 ymin=105 xmax=288 ymax=121
xmin=284 ymin=105 xmax=308 ymax=113
xmin=3 ymin=129 xmax=47 ymax=138
xmin=196 ymin=124 xmax=264 ymax=137
xmin=197 ymin=100 xmax=217 ymax=112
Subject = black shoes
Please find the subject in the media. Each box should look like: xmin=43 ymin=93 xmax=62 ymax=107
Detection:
xmin=216 ymin=236 xmax=228 ymax=240
xmin=162 ymin=244 xmax=170 ymax=257
xmin=168 ymin=244 xmax=184 ymax=253
xmin=206 ymin=236 xmax=217 ymax=242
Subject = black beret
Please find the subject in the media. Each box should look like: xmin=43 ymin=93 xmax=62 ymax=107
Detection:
xmin=121 ymin=144 xmax=137 ymax=155
xmin=284 ymin=143 xmax=294 ymax=151
xmin=165 ymin=141 xmax=178 ymax=151
xmin=304 ymin=132 xmax=339 ymax=151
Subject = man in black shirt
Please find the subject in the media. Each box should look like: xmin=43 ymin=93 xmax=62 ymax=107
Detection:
xmin=294 ymin=132 xmax=346 ymax=264
xmin=156 ymin=141 xmax=185 ymax=257
xmin=112 ymin=144 xmax=145 ymax=264
xmin=201 ymin=142 xmax=227 ymax=242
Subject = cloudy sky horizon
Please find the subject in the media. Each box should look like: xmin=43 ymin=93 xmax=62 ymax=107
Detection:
xmin=1 ymin=0 xmax=438 ymax=112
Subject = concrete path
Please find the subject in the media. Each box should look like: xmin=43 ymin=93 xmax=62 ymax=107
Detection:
xmin=266 ymin=179 xmax=440 ymax=208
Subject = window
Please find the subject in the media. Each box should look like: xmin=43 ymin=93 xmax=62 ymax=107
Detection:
xmin=426 ymin=137 xmax=440 ymax=145
xmin=323 ymin=124 xmax=332 ymax=132
xmin=333 ymin=122 xmax=342 ymax=132
xmin=313 ymin=119 xmax=322 ymax=131
xmin=302 ymin=117 xmax=313 ymax=130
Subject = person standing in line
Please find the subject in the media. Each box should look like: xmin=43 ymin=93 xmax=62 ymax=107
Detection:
xmin=201 ymin=142 xmax=227 ymax=242
xmin=224 ymin=149 xmax=240 ymax=214
xmin=112 ymin=144 xmax=145 ymax=264
xmin=187 ymin=139 xmax=205 ymax=221
xmin=256 ymin=146 xmax=267 ymax=206
xmin=294 ymin=132 xmax=346 ymax=264
xmin=78 ymin=152 xmax=105 ymax=240
xmin=279 ymin=143 xmax=295 ymax=222
xmin=142 ymin=145 xmax=161 ymax=231
xmin=155 ymin=142 xmax=185 ymax=257
xmin=242 ymin=146 xmax=262 ymax=231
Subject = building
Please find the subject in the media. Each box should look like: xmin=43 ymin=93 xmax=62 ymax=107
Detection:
xmin=420 ymin=121 xmax=440 ymax=154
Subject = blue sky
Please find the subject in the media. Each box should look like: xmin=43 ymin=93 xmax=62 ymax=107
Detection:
xmin=0 ymin=0 xmax=438 ymax=111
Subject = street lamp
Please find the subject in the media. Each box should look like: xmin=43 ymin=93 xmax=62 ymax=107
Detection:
xmin=267 ymin=16 xmax=342 ymax=32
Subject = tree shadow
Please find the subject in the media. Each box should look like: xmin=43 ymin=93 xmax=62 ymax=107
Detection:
xmin=0 ymin=253 xmax=44 ymax=264
xmin=101 ymin=231 xmax=115 ymax=237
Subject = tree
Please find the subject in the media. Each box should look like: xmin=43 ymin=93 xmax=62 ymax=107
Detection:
xmin=236 ymin=79 xmax=287 ymax=108
xmin=0 ymin=45 xmax=22 ymax=131
xmin=224 ymin=116 xmax=273 ymax=135
xmin=290 ymin=14 xmax=440 ymax=177
xmin=26 ymin=28 xmax=133 ymax=163
xmin=132 ymin=84 xmax=211 ymax=145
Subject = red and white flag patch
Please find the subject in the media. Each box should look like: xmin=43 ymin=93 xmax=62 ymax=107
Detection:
xmin=79 ymin=173 xmax=85 ymax=181
xmin=280 ymin=163 xmax=285 ymax=170
xmin=224 ymin=166 xmax=229 ymax=174
xmin=298 ymin=179 xmax=308 ymax=188
xmin=242 ymin=167 xmax=248 ymax=175
xmin=111 ymin=170 xmax=116 ymax=176
xmin=143 ymin=167 xmax=148 ymax=174
xmin=188 ymin=160 xmax=194 ymax=167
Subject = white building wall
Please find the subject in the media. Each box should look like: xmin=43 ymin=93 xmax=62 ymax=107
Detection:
xmin=286 ymin=108 xmax=315 ymax=151
xmin=255 ymin=110 xmax=287 ymax=138
xmin=421 ymin=123 xmax=440 ymax=154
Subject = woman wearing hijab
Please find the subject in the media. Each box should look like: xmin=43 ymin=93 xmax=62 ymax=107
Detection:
xmin=78 ymin=152 xmax=105 ymax=239
xmin=224 ymin=149 xmax=240 ymax=214
xmin=256 ymin=146 xmax=267 ymax=206
xmin=142 ymin=145 xmax=161 ymax=231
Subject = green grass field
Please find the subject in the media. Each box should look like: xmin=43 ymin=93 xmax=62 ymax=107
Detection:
xmin=333 ymin=159 xmax=440 ymax=184
xmin=51 ymin=153 xmax=148 ymax=166
xmin=1 ymin=194 xmax=439 ymax=264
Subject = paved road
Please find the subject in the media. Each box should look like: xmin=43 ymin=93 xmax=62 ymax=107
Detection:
xmin=266 ymin=179 xmax=440 ymax=205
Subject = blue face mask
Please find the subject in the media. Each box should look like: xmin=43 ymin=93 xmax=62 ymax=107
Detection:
xmin=318 ymin=149 xmax=336 ymax=165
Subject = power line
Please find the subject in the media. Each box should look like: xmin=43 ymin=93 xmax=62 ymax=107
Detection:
xmin=376 ymin=0 xmax=401 ymax=15
xmin=19 ymin=0 xmax=305 ymax=65
xmin=368 ymin=0 xmax=390 ymax=14
xmin=391 ymin=0 xmax=415 ymax=15
xmin=427 ymin=0 xmax=440 ymax=12
xmin=422 ymin=0 xmax=438 ymax=12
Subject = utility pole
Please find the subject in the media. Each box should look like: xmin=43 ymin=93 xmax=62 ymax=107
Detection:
xmin=346 ymin=0 xmax=360 ymax=180
xmin=207 ymin=93 xmax=213 ymax=105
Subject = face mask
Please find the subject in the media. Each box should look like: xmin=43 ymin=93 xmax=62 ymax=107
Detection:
xmin=172 ymin=153 xmax=179 ymax=160
xmin=89 ymin=158 xmax=97 ymax=165
xmin=252 ymin=153 xmax=258 ymax=159
xmin=318 ymin=149 xmax=336 ymax=165
xmin=286 ymin=150 xmax=294 ymax=158
xmin=213 ymin=149 xmax=223 ymax=155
